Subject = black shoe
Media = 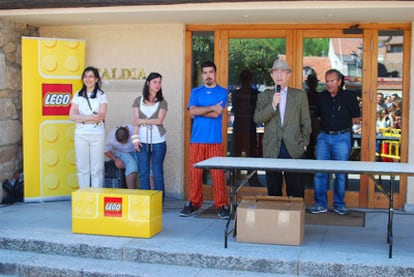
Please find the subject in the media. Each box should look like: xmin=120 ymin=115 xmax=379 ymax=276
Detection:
xmin=217 ymin=206 xmax=230 ymax=220
xmin=179 ymin=201 xmax=199 ymax=217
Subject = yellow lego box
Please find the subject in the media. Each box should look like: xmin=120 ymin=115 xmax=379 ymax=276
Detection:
xmin=72 ymin=188 xmax=162 ymax=238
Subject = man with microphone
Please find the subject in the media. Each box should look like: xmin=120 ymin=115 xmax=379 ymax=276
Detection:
xmin=254 ymin=59 xmax=311 ymax=198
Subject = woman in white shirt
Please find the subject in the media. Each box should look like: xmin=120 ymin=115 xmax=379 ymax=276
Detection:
xmin=69 ymin=66 xmax=108 ymax=188
xmin=376 ymin=108 xmax=393 ymax=131
xmin=132 ymin=72 xmax=168 ymax=196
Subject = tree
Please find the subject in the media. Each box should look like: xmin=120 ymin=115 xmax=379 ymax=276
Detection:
xmin=192 ymin=33 xmax=214 ymax=86
xmin=191 ymin=35 xmax=288 ymax=89
xmin=228 ymin=38 xmax=286 ymax=88
xmin=303 ymin=38 xmax=329 ymax=57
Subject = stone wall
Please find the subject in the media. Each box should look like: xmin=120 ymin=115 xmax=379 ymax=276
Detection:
xmin=0 ymin=19 xmax=39 ymax=199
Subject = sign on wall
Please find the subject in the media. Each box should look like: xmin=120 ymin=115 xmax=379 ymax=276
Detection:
xmin=22 ymin=37 xmax=85 ymax=202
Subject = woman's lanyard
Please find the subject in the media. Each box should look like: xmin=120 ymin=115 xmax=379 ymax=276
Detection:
xmin=84 ymin=94 xmax=104 ymax=126
xmin=85 ymin=95 xmax=97 ymax=114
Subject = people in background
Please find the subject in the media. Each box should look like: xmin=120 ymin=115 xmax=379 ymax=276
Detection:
xmin=376 ymin=92 xmax=387 ymax=112
xmin=384 ymin=95 xmax=393 ymax=108
xmin=69 ymin=66 xmax=108 ymax=188
xmin=104 ymin=125 xmax=138 ymax=189
xmin=254 ymin=59 xmax=311 ymax=198
xmin=376 ymin=108 xmax=393 ymax=131
xmin=389 ymin=99 xmax=402 ymax=129
xmin=390 ymin=93 xmax=400 ymax=103
xmin=305 ymin=73 xmax=319 ymax=160
xmin=375 ymin=108 xmax=393 ymax=161
xmin=303 ymin=73 xmax=320 ymax=189
xmin=231 ymin=69 xmax=262 ymax=187
xmin=309 ymin=69 xmax=361 ymax=216
xmin=132 ymin=72 xmax=168 ymax=195
xmin=352 ymin=120 xmax=362 ymax=135
xmin=180 ymin=61 xmax=230 ymax=219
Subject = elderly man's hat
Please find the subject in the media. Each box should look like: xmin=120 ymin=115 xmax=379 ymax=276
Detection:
xmin=268 ymin=59 xmax=291 ymax=73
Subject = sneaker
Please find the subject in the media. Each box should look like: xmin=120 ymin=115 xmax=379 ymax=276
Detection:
xmin=179 ymin=201 xmax=199 ymax=217
xmin=309 ymin=205 xmax=328 ymax=214
xmin=334 ymin=206 xmax=350 ymax=215
xmin=217 ymin=206 xmax=230 ymax=220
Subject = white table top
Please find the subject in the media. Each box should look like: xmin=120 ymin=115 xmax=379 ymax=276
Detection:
xmin=195 ymin=157 xmax=414 ymax=176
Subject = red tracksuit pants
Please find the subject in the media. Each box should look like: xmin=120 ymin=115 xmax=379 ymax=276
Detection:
xmin=189 ymin=143 xmax=229 ymax=208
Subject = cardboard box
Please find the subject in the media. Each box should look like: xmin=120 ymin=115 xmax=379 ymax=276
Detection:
xmin=72 ymin=188 xmax=162 ymax=238
xmin=237 ymin=196 xmax=304 ymax=246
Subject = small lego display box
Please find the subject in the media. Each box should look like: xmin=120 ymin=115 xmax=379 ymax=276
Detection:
xmin=72 ymin=188 xmax=162 ymax=238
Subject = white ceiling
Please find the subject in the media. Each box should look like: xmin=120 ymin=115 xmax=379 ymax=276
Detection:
xmin=0 ymin=2 xmax=413 ymax=26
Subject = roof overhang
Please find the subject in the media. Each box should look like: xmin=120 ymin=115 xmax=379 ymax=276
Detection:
xmin=0 ymin=1 xmax=413 ymax=26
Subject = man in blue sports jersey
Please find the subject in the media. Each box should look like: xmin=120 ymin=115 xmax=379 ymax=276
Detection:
xmin=180 ymin=61 xmax=230 ymax=219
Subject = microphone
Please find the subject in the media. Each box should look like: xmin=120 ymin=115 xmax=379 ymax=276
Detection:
xmin=275 ymin=85 xmax=281 ymax=109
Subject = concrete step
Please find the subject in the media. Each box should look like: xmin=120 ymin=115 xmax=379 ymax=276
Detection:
xmin=1 ymin=201 xmax=413 ymax=277
xmin=0 ymin=249 xmax=301 ymax=277
xmin=0 ymin=235 xmax=300 ymax=276
xmin=1 ymin=234 xmax=413 ymax=277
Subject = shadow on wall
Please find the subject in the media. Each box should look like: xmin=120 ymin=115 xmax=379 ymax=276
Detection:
xmin=102 ymin=80 xmax=145 ymax=134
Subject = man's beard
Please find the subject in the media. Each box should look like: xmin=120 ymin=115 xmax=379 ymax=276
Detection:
xmin=205 ymin=78 xmax=213 ymax=86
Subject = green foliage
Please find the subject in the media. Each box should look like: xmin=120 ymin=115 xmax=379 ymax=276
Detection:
xmin=191 ymin=35 xmax=329 ymax=88
xmin=228 ymin=38 xmax=286 ymax=87
xmin=192 ymin=33 xmax=215 ymax=86
xmin=191 ymin=34 xmax=288 ymax=88
xmin=303 ymin=38 xmax=329 ymax=57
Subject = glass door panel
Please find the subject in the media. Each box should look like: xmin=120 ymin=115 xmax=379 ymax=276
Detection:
xmin=190 ymin=31 xmax=215 ymax=185
xmin=374 ymin=30 xmax=405 ymax=195
xmin=227 ymin=37 xmax=286 ymax=187
xmin=302 ymin=37 xmax=363 ymax=206
xmin=191 ymin=31 xmax=215 ymax=88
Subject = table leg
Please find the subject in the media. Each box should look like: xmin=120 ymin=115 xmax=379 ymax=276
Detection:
xmin=368 ymin=174 xmax=393 ymax=258
xmin=224 ymin=169 xmax=237 ymax=248
xmin=387 ymin=175 xmax=394 ymax=258
xmin=224 ymin=169 xmax=256 ymax=248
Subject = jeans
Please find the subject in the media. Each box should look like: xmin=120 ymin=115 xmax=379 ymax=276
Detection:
xmin=137 ymin=142 xmax=167 ymax=193
xmin=314 ymin=132 xmax=352 ymax=208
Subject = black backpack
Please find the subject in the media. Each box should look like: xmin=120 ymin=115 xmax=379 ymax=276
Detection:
xmin=2 ymin=170 xmax=24 ymax=204
xmin=104 ymin=160 xmax=126 ymax=188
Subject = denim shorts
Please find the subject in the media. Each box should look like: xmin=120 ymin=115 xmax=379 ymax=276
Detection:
xmin=114 ymin=151 xmax=138 ymax=176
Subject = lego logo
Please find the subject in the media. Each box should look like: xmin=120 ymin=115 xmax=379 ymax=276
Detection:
xmin=103 ymin=197 xmax=122 ymax=217
xmin=105 ymin=203 xmax=121 ymax=211
xmin=44 ymin=93 xmax=71 ymax=106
